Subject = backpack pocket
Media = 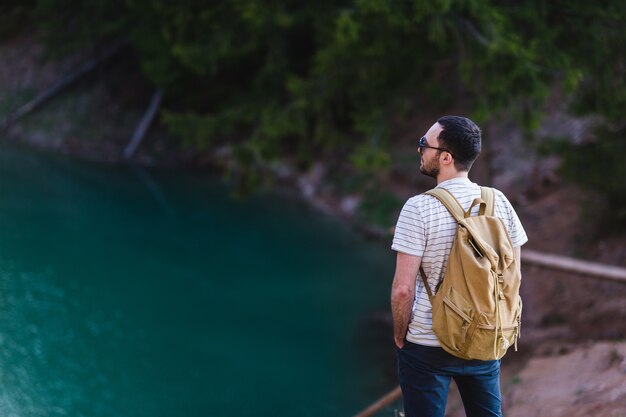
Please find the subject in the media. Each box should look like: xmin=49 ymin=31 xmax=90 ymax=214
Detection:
xmin=463 ymin=298 xmax=522 ymax=360
xmin=464 ymin=321 xmax=518 ymax=360
xmin=432 ymin=287 xmax=478 ymax=355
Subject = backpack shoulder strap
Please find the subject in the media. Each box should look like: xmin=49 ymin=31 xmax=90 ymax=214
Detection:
xmin=480 ymin=187 xmax=495 ymax=216
xmin=419 ymin=267 xmax=434 ymax=299
xmin=424 ymin=188 xmax=465 ymax=222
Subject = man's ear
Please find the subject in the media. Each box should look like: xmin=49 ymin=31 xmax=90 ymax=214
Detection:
xmin=441 ymin=152 xmax=453 ymax=165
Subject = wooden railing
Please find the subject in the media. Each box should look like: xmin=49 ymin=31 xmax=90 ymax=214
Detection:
xmin=521 ymin=249 xmax=626 ymax=283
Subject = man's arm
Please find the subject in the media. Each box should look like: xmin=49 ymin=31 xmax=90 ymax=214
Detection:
xmin=390 ymin=252 xmax=421 ymax=349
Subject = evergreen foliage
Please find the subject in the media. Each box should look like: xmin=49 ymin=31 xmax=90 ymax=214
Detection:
xmin=0 ymin=2 xmax=36 ymax=39
xmin=1 ymin=1 xmax=625 ymax=225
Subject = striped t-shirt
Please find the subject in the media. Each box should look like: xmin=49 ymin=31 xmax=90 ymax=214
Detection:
xmin=391 ymin=177 xmax=528 ymax=347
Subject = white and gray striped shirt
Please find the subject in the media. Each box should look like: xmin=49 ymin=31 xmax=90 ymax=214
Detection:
xmin=391 ymin=177 xmax=528 ymax=347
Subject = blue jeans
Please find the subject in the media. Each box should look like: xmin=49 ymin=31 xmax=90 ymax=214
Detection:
xmin=397 ymin=341 xmax=502 ymax=417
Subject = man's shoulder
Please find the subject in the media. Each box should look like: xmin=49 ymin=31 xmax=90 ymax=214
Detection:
xmin=486 ymin=187 xmax=514 ymax=206
xmin=405 ymin=192 xmax=440 ymax=207
xmin=484 ymin=186 xmax=506 ymax=197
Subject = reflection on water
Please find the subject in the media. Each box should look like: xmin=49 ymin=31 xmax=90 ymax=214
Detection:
xmin=0 ymin=142 xmax=396 ymax=416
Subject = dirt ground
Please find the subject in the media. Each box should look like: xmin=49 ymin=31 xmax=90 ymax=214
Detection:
xmin=505 ymin=341 xmax=626 ymax=417
xmin=498 ymin=186 xmax=626 ymax=417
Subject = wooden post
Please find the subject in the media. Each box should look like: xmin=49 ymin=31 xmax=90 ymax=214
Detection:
xmin=353 ymin=386 xmax=402 ymax=417
xmin=123 ymin=89 xmax=163 ymax=160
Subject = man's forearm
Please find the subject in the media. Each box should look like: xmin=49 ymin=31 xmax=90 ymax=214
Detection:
xmin=391 ymin=285 xmax=414 ymax=348
xmin=390 ymin=252 xmax=420 ymax=348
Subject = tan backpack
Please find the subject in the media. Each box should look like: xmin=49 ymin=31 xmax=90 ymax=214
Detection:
xmin=419 ymin=187 xmax=522 ymax=360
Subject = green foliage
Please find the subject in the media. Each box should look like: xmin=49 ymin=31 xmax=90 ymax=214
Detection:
xmin=0 ymin=89 xmax=36 ymax=114
xmin=357 ymin=186 xmax=402 ymax=228
xmin=26 ymin=0 xmax=626 ymax=226
xmin=0 ymin=3 xmax=36 ymax=40
xmin=224 ymin=139 xmax=282 ymax=199
xmin=551 ymin=125 xmax=626 ymax=231
xmin=350 ymin=145 xmax=391 ymax=174
xmin=34 ymin=0 xmax=128 ymax=56
xmin=34 ymin=0 xmax=567 ymax=151
xmin=529 ymin=1 xmax=626 ymax=229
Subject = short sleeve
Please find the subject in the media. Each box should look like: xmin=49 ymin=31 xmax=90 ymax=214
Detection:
xmin=498 ymin=192 xmax=528 ymax=248
xmin=391 ymin=198 xmax=426 ymax=257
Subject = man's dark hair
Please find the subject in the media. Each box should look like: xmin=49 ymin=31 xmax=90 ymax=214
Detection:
xmin=436 ymin=115 xmax=481 ymax=172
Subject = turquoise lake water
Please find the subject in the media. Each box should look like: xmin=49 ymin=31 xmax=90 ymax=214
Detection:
xmin=0 ymin=142 xmax=398 ymax=416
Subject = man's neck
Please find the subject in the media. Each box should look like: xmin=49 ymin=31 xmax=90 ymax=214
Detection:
xmin=436 ymin=171 xmax=469 ymax=185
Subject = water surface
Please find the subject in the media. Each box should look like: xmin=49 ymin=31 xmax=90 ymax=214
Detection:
xmin=0 ymin=142 xmax=396 ymax=416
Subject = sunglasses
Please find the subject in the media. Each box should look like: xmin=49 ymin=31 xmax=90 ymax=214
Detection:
xmin=418 ymin=136 xmax=453 ymax=157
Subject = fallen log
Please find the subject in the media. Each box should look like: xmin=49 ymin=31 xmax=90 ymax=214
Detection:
xmin=0 ymin=40 xmax=127 ymax=131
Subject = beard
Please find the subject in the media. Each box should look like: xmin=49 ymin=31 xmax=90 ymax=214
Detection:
xmin=419 ymin=156 xmax=440 ymax=178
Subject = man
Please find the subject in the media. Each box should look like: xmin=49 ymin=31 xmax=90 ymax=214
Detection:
xmin=390 ymin=116 xmax=528 ymax=417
